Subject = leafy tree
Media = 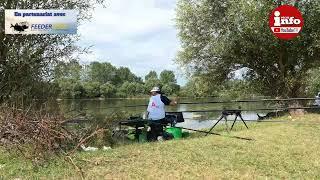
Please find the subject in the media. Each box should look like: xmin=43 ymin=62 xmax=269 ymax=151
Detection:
xmin=100 ymin=83 xmax=116 ymax=98
xmin=72 ymin=82 xmax=85 ymax=98
xmin=145 ymin=71 xmax=158 ymax=81
xmin=176 ymin=0 xmax=320 ymax=98
xmin=144 ymin=78 xmax=162 ymax=94
xmin=54 ymin=60 xmax=84 ymax=98
xmin=219 ymin=80 xmax=257 ymax=99
xmin=116 ymin=67 xmax=132 ymax=84
xmin=182 ymin=76 xmax=218 ymax=97
xmin=306 ymin=68 xmax=320 ymax=96
xmin=162 ymin=82 xmax=180 ymax=95
xmin=135 ymin=83 xmax=145 ymax=95
xmin=54 ymin=60 xmax=82 ymax=81
xmin=86 ymin=62 xmax=143 ymax=87
xmin=118 ymin=81 xmax=144 ymax=97
xmin=160 ymin=70 xmax=177 ymax=84
xmin=28 ymin=81 xmax=60 ymax=100
xmin=0 ymin=0 xmax=105 ymax=103
xmin=87 ymin=62 xmax=117 ymax=84
xmin=52 ymin=61 xmax=181 ymax=98
xmin=83 ymin=81 xmax=101 ymax=98
xmin=115 ymin=67 xmax=142 ymax=85
xmin=57 ymin=80 xmax=84 ymax=98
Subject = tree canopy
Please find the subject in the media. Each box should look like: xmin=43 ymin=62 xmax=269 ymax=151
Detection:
xmin=0 ymin=0 xmax=105 ymax=103
xmin=145 ymin=71 xmax=158 ymax=81
xmin=176 ymin=0 xmax=320 ymax=98
xmin=160 ymin=70 xmax=177 ymax=84
xmin=54 ymin=62 xmax=180 ymax=98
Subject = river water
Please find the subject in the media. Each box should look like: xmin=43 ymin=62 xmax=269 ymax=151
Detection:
xmin=57 ymin=97 xmax=279 ymax=130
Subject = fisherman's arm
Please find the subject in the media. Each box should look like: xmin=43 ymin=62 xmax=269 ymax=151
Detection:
xmin=161 ymin=95 xmax=177 ymax=106
xmin=169 ymin=99 xmax=177 ymax=106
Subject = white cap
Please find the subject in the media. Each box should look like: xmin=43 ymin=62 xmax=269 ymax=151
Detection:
xmin=150 ymin=87 xmax=160 ymax=92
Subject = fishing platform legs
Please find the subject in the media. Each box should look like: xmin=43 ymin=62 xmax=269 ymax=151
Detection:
xmin=206 ymin=110 xmax=248 ymax=135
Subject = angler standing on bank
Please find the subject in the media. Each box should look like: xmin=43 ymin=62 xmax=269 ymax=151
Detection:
xmin=147 ymin=87 xmax=177 ymax=141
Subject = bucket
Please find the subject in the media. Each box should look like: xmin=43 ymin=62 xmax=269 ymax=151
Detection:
xmin=166 ymin=127 xmax=182 ymax=139
xmin=182 ymin=131 xmax=190 ymax=138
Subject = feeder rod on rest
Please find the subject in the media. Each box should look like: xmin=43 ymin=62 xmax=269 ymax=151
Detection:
xmin=179 ymin=127 xmax=253 ymax=141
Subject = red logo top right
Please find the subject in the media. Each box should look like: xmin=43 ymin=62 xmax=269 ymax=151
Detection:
xmin=269 ymin=5 xmax=304 ymax=40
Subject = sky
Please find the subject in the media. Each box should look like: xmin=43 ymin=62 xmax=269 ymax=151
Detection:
xmin=78 ymin=0 xmax=186 ymax=85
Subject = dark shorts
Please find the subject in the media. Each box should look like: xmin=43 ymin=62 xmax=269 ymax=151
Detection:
xmin=147 ymin=119 xmax=166 ymax=141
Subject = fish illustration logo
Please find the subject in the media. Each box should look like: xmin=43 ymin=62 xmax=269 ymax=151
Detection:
xmin=10 ymin=22 xmax=29 ymax=32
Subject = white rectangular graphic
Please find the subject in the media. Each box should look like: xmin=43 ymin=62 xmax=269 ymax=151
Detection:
xmin=5 ymin=9 xmax=78 ymax=34
xmin=271 ymin=27 xmax=301 ymax=34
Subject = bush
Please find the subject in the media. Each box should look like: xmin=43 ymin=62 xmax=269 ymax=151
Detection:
xmin=306 ymin=68 xmax=320 ymax=96
xmin=118 ymin=81 xmax=144 ymax=97
xmin=0 ymin=106 xmax=129 ymax=167
xmin=100 ymin=83 xmax=116 ymax=98
xmin=83 ymin=81 xmax=101 ymax=98
xmin=0 ymin=107 xmax=74 ymax=165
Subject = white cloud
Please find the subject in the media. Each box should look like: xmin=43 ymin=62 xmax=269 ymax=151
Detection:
xmin=77 ymin=0 xmax=186 ymax=85
xmin=78 ymin=0 xmax=176 ymax=43
xmin=80 ymin=0 xmax=174 ymax=42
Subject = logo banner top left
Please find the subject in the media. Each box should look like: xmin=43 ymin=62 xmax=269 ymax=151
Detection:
xmin=5 ymin=9 xmax=78 ymax=34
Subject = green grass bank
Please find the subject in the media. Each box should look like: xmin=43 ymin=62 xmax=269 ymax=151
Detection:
xmin=1 ymin=114 xmax=320 ymax=179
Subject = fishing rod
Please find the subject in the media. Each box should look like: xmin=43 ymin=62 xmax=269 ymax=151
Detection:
xmin=183 ymin=118 xmax=288 ymax=123
xmin=179 ymin=127 xmax=254 ymax=141
xmin=178 ymin=97 xmax=315 ymax=105
xmin=66 ymin=106 xmax=320 ymax=114
xmin=62 ymin=98 xmax=316 ymax=113
xmin=169 ymin=106 xmax=320 ymax=113
xmin=65 ymin=97 xmax=317 ymax=112
xmin=57 ymin=95 xmax=218 ymax=101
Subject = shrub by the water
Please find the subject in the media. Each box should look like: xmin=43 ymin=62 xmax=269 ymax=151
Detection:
xmin=0 ymin=106 xmax=129 ymax=167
